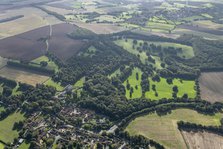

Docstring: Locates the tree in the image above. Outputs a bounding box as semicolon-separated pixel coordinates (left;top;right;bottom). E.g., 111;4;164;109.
136;72;139;80
40;61;48;67
3;86;12;97
172;86;178;93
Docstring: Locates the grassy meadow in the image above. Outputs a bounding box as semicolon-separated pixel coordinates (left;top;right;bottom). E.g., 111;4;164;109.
123;68;142;99
0;111;25;143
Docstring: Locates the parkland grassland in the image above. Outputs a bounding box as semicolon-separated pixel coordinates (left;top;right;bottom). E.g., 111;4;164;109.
0;0;223;148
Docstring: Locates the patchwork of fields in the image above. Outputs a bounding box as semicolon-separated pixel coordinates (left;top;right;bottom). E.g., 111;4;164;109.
126;109;222;149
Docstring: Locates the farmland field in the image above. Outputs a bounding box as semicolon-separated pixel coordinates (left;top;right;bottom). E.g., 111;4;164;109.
199;72;223;103
0;66;49;86
126;109;222;149
145;77;196;100
0;7;60;39
48;23;85;61
123;68;142;99
182;131;223;149
0;25;49;60
74;22;126;34
0;111;25;143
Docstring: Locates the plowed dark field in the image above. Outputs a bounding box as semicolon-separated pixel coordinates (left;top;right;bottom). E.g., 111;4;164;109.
0;23;85;61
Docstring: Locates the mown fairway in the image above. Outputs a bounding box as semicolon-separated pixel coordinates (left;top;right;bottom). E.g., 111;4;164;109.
0;112;25;143
123;68;142;99
145;77;196;100
126;109;222;149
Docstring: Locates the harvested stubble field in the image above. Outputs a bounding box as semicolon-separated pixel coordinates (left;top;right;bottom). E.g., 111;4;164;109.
182;131;223;149
126;109;222;149
0;7;60;39
199;72;223;103
74;22;126;34
0;66;49;86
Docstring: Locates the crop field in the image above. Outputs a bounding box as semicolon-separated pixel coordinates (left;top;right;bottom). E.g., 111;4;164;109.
126;109;222;149
0;111;25;143
0;7;61;39
74;22;126;34
192;20;223;30
0;25;49;60
123;68;142;99
182;131;223;149
145;78;196;100
48;23;85;61
0;66;50;86
199;72;223;103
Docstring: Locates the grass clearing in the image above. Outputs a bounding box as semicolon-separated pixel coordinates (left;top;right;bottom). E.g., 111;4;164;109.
18;142;30;149
44;78;64;91
31;56;58;71
73;77;85;97
0;111;25;143
147;41;194;59
123;68;142;99
145;77;196;100
114;39;148;64
126;108;222;149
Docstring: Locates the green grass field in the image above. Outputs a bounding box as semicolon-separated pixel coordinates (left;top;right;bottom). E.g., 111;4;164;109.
18;142;30;149
126;108;222;149
44;78;64;91
109;68;121;78
73;77;85;97
0;111;25;143
147;41;194;59
123;68;142;99
31;56;58;71
114;39;148;64
0;107;4;113
145;77;196;100
0;143;4;149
